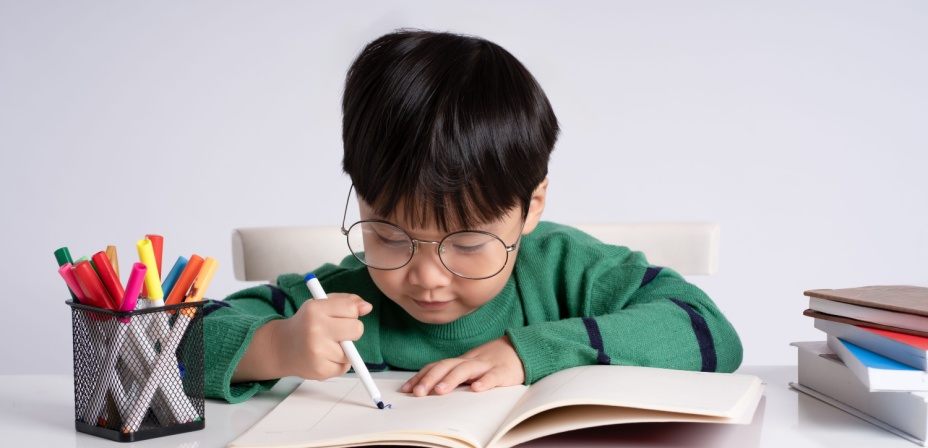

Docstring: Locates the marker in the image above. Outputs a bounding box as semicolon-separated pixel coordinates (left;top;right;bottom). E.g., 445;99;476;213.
54;247;74;267
140;235;162;298
119;263;146;323
185;257;218;304
145;234;164;278
304;273;385;409
72;260;116;310
161;256;188;298
55;247;79;301
105;245;120;280
164;255;204;307
58;263;87;303
92;251;125;309
136;238;164;307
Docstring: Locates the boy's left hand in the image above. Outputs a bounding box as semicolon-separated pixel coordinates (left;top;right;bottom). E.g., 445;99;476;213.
401;336;525;396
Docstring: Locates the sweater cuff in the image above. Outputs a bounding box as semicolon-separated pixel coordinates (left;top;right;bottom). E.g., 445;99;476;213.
507;319;592;385
204;313;282;403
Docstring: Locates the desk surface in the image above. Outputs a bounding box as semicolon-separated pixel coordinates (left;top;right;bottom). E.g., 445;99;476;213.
0;366;916;448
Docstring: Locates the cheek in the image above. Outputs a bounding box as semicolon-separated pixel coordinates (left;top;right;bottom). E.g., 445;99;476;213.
368;268;405;297
457;275;510;307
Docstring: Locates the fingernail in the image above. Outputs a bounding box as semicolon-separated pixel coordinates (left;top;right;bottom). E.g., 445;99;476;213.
413;385;426;395
472;381;482;389
435;382;446;391
401;382;411;392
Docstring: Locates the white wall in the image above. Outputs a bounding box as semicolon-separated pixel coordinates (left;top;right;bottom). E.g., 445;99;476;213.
2;0;926;374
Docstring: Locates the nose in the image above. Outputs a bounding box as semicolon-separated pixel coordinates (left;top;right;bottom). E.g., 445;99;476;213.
407;240;453;289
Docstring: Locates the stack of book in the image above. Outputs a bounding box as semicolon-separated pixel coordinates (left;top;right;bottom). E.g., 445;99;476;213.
791;285;928;446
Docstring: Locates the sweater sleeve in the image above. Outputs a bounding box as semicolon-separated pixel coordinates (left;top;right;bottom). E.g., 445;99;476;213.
507;242;742;384
202;284;291;403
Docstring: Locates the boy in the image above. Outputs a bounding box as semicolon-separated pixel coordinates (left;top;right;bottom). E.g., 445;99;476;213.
203;29;743;403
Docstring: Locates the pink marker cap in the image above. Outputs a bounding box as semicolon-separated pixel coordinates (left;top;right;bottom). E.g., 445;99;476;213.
58;263;87;302
119;263;147;321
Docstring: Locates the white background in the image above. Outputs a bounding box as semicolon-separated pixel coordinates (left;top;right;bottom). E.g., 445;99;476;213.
1;1;925;374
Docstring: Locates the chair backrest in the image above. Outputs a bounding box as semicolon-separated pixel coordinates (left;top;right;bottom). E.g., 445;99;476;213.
231;222;720;282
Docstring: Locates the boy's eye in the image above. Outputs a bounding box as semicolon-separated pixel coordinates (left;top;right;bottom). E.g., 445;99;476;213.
449;242;487;254
361;223;411;249
376;234;410;248
445;233;495;255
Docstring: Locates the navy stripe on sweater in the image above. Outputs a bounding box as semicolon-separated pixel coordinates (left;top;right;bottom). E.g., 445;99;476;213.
582;317;612;365
364;362;388;372
669;298;717;372
640;266;663;287
265;285;288;315
202;300;231;317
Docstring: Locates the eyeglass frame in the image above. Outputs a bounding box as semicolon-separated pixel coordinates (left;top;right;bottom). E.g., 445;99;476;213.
339;185;522;280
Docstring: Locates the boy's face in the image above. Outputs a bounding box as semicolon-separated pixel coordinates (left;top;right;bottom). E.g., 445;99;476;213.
358;180;547;325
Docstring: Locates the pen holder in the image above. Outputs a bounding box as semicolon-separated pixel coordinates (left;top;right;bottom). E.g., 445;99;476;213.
67;300;206;442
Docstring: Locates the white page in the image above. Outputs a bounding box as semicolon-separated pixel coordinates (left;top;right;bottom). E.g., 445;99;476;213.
229;377;528;448
489;365;764;447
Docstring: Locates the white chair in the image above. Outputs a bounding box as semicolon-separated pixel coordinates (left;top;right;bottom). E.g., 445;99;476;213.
231;223;719;282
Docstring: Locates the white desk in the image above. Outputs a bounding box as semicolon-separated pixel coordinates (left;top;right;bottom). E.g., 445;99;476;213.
0;366;916;447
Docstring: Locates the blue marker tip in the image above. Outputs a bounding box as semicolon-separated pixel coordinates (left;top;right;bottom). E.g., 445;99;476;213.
304;273;316;282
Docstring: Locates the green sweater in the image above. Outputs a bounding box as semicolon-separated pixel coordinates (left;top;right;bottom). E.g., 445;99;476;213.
203;221;743;403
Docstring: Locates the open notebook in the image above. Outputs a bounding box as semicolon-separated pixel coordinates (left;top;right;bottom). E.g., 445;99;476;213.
229;365;764;448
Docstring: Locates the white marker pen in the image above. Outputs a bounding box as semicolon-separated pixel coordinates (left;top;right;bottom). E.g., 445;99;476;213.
304;273;386;409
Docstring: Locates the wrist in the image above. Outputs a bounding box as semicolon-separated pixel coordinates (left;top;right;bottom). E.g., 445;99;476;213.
233;317;289;383
263;317;291;378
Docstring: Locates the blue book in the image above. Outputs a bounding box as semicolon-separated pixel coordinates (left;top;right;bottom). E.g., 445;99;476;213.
828;335;928;391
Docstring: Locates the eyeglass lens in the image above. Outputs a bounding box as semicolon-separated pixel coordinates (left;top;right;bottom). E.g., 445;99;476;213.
345;221;509;279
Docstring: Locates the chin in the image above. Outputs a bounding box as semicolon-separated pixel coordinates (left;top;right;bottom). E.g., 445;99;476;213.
411;312;464;325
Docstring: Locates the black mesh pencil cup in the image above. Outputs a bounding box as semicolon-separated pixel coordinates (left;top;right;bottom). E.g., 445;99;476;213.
67;300;206;442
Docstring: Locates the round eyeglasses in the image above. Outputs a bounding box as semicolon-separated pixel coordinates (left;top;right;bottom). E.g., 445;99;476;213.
340;186;520;280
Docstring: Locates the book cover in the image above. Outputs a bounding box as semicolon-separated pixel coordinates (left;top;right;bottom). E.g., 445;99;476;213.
805;286;928;315
805;286;928;331
791;340;928;445
827;335;928;391
814;318;928;370
228;365;765;448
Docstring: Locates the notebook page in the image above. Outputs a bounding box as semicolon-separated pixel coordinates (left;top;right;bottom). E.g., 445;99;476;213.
230;377;528;448
487;365;764;447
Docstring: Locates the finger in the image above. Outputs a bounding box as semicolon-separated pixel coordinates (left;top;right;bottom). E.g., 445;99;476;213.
410;359;467;397
401;363;435;393
324;317;365;342
302;359;351;380
470;368;507;392
315;296;369;319
430;361;489;395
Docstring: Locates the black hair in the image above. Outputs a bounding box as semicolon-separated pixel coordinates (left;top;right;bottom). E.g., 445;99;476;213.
342;29;559;231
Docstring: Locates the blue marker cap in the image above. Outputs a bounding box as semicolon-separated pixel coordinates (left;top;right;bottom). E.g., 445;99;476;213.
162;256;189;297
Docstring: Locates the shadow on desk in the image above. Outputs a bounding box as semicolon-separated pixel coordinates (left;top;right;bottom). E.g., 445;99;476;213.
521;396;766;448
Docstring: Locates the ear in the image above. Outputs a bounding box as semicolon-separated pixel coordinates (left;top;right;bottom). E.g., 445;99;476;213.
521;178;549;235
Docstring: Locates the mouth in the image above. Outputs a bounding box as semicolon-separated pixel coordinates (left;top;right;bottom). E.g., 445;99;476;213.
411;299;452;311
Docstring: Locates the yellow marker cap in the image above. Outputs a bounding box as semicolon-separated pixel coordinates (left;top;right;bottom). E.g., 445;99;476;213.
136;238;164;301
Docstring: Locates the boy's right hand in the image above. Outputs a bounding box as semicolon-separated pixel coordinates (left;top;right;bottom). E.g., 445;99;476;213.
232;293;373;383
275;293;372;380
